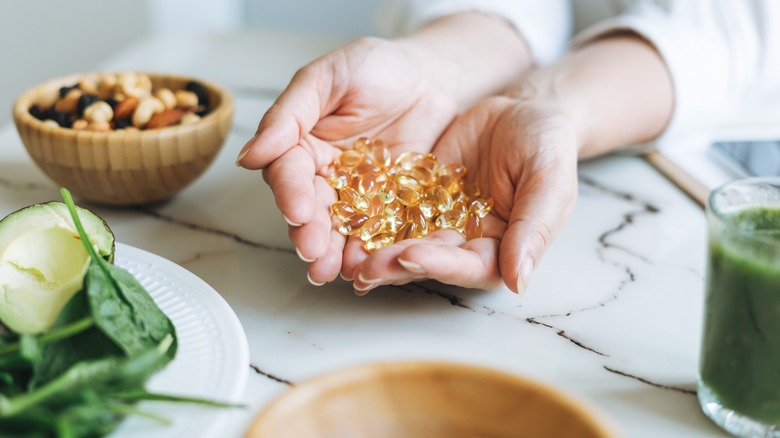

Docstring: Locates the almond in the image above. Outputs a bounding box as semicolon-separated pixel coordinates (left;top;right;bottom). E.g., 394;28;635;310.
113;97;139;121
145;108;184;129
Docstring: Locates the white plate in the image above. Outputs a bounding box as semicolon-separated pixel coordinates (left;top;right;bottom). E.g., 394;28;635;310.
109;243;249;438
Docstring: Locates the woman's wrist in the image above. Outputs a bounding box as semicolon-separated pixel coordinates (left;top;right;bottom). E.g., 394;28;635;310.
395;11;533;109
508;33;674;159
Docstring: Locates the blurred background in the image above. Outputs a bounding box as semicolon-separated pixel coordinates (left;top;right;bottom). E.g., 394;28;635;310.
0;0;378;128
0;0;613;128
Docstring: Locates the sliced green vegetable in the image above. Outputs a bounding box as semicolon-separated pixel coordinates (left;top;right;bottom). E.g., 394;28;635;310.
0;201;114;334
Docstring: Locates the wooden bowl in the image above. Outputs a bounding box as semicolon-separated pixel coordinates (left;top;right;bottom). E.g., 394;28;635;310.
12;72;233;206
245;361;620;438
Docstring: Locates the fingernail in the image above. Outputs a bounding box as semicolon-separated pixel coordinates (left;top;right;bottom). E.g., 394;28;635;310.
235;135;258;167
340;272;353;281
516;257;534;297
283;214;302;227
296;247;315;263
357;272;381;285
307;272;324;286
397;258;426;275
235;146;250;167
354;283;373;295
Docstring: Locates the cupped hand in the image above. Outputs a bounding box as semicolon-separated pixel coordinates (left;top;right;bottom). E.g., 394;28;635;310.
236;37;459;284
351;96;581;295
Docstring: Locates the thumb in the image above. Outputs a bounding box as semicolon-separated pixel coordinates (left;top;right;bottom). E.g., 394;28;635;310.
499;168;578;295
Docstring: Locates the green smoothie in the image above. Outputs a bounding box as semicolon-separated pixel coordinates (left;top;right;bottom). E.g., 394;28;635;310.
700;207;780;424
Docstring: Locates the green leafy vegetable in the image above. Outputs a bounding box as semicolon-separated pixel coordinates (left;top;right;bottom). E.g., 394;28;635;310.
0;188;239;437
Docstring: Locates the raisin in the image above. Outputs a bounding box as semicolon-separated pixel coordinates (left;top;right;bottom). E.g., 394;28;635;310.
29;104;46;120
58;84;78;98
52;110;72;128
113;117;131;130
185;81;210;107
77;94;100;117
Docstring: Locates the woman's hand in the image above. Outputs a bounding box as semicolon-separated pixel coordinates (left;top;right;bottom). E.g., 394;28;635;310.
350;96;580;294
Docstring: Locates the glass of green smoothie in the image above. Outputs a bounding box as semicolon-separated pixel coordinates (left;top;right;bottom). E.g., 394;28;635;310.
698;176;780;437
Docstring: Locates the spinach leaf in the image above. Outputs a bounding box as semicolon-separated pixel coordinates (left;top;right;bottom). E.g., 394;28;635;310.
30;291;119;388
61;189;177;361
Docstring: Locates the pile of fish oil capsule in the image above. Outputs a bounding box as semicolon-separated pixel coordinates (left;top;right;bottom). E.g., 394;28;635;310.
329;137;493;252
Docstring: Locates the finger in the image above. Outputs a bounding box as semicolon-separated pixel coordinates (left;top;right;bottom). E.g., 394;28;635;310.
340;234;370;282
263;146;318;227
237;63;333;168
288;175;338;262
353;229;502;292
306;226;347;286
499;165;578;296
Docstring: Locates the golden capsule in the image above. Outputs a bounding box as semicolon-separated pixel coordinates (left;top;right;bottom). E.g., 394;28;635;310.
338;213;369;236
418;199;437;219
408;165;436;187
331;201;356;219
367;194;384;217
463;214;483;240
354;137;371;150
353;195;370;212
418;153;438;171
397;187;421;206
451;201;468;214
395;174;422;192
378;180;397;204
355;160;380;176
404;206;428;231
379;214;402;235
468;196;494;218
337;149;364;168
364;233;395;252
435;209;467;230
395;151;424;171
339;186;360;205
359;216;385;241
436;162;467;180
437;174;462;195
450;189;465;204
370;138;386;149
394;222;417;242
424;185;453;213
328;168;351;189
358;172;377;195
366;143;391;168
462;180;480;199
383;200;403;219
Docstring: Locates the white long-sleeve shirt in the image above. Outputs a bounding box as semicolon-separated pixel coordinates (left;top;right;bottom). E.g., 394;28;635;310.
381;0;780;138
575;0;780;138
378;0;573;67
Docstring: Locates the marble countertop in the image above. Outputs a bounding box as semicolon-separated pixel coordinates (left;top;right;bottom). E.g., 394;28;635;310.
0;30;731;437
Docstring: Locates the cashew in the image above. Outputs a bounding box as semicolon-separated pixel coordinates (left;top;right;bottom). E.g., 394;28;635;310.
174;90;199;110
83;101;114;124
155;88;177;110
97;74;117;99
180;112;201;125
72;119;88;130
132;97;158;127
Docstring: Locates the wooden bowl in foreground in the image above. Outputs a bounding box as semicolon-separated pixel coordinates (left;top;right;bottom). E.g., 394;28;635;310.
245;361;620;438
12;72;233;206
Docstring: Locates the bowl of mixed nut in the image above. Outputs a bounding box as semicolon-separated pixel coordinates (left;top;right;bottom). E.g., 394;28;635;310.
12;71;234;206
